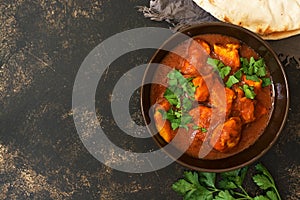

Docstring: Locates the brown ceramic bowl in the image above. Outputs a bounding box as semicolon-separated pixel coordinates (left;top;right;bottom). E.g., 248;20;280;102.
140;22;289;172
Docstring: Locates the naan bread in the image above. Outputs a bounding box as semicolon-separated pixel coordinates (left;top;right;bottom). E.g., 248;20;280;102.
193;0;300;40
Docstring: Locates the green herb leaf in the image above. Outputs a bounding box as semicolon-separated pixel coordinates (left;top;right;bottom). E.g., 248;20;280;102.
243;84;256;99
172;179;193;195
168;79;178;86
253;174;273;190
199;172;216;189
218;180;237;190
266;190;278;200
207;58;231;79
239;166;249;185
240;57;249;73
220;66;231;79
256;66;267;77
246;75;260;82
164;88;179;106
262;77;272;87
207;58;224;70
184;171;200;185
172;163;281;200
226;75;239;88
214;190;235;200
253;195;270;200
201;127;208;133
171;120;181;130
192;125;208;133
172;171;213;200
234;69;243;80
255;163;274;183
182;97;193;111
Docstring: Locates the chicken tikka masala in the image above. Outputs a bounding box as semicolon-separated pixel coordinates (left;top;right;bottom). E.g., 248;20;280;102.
151;34;273;159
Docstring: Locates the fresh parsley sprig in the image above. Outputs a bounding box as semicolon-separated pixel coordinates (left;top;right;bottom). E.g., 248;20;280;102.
172;163;281;200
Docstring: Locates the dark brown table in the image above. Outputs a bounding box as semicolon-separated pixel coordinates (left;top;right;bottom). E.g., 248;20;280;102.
0;0;299;199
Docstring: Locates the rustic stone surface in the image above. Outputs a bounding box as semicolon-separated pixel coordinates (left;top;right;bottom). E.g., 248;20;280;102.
0;0;299;199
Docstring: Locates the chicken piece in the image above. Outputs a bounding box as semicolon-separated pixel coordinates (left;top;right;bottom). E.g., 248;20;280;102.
239;97;256;123
193;38;211;55
153;99;173;142
231;86;245;117
233;85;244;99
181;39;211;76
181;60;199;77
189;105;212;130
213;43;240;71
242;75;262;92
210;117;242;152
209;80;236;118
192;76;209;102
225;87;236;118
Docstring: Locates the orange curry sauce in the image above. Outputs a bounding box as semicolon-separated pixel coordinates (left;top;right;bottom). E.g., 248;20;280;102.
151;34;273;160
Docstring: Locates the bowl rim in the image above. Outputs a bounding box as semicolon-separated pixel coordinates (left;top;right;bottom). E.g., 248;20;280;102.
140;22;289;172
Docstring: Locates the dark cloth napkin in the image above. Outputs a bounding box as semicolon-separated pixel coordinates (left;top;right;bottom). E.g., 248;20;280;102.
138;0;300;68
137;0;217;31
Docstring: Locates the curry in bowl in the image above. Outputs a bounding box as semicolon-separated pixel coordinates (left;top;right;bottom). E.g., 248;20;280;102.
150;34;273;160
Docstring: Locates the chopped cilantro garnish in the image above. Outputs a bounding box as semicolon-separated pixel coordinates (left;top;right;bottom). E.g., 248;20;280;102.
163;88;179;106
246;75;260;82
163;69;196;130
234;69;243;80
262;77;272;87
226;75;239;88
207;58;231;79
242;84;256;99
192;125;208;132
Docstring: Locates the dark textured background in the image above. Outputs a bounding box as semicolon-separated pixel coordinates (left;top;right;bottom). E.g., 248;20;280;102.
0;0;299;199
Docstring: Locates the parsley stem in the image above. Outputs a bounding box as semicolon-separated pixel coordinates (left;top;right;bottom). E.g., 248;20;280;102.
234;189;253;200
234;192;253;200
274;187;282;200
239;186;251;197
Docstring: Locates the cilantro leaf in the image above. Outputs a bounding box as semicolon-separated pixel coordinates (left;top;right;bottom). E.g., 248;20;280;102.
246;75;260;82
226;75;239;88
220;66;231;79
172;179;194;195
182;97;193;111
172;171;213;200
164;88;179;106
262;77;272;87
207;58;231;79
199;172;216;189
253;195;270;200
256;66;267;77
240;57;249;73
184;171;200;185
240;166;249;185
192;125;208;133
267;190;278;200
255;163;274;184
243;84;256;99
253;174;273;190
171;119;181;130
218;180;237;190
172;164;281;200
214;190;235;200
234;69;243;80
207;58;224;71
